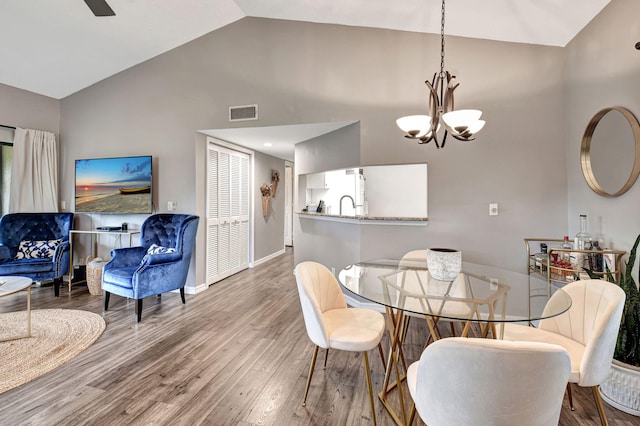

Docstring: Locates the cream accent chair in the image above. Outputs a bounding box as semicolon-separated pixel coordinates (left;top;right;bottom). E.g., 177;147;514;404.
400;250;471;340
407;337;571;426
502;279;625;426
294;261;386;425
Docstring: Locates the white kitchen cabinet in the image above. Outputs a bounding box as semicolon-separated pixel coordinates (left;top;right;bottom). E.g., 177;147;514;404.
306;172;329;189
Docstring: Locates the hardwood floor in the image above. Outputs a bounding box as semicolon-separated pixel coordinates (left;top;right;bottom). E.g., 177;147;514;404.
0;248;637;425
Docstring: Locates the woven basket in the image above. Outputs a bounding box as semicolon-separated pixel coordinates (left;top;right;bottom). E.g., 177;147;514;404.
86;257;107;296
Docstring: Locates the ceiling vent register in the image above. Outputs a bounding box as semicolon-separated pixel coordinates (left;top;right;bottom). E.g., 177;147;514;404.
229;105;258;122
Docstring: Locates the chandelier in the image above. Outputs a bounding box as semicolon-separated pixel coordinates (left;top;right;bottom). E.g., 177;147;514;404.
396;0;485;148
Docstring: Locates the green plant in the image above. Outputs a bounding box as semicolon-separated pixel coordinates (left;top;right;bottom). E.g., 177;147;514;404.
615;234;640;366
586;234;640;366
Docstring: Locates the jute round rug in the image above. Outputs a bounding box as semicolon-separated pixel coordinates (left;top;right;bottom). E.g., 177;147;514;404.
0;309;106;394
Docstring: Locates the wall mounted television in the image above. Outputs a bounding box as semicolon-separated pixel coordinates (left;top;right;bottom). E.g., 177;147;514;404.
75;155;153;214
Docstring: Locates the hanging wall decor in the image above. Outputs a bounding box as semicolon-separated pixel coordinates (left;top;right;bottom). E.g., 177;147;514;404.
260;183;271;217
271;170;280;198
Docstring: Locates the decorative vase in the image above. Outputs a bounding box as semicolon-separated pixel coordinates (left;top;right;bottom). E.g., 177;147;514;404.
427;248;462;281
599;360;640;416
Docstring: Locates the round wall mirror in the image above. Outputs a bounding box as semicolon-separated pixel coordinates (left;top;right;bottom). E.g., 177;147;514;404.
581;107;640;197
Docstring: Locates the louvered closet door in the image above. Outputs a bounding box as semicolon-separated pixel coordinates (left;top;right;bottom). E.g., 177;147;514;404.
206;144;250;284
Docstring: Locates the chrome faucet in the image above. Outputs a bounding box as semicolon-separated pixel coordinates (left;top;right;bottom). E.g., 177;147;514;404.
339;195;356;216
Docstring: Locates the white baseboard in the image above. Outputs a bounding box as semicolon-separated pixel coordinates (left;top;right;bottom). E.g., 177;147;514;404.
253;248;286;267
187;249;286;296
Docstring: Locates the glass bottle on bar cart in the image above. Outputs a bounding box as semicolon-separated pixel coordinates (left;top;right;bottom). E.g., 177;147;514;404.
575;215;593;250
574;214;592;270
561;235;572;262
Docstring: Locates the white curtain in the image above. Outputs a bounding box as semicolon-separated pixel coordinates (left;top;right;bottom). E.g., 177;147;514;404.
9;128;59;212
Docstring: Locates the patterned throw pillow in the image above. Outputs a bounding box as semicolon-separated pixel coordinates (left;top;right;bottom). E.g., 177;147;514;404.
147;243;176;255
15;239;62;259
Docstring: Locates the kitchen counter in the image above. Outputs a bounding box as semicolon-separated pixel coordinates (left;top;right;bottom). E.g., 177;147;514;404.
297;211;428;226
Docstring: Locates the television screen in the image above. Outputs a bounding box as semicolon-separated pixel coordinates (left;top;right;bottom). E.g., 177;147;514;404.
75;155;153;214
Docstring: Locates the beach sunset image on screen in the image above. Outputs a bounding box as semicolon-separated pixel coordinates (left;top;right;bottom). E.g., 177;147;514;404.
75;156;152;214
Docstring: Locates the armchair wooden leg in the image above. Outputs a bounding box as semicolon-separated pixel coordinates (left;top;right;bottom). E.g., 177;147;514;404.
323;348;329;369
567;383;574;410
53;278;60;297
136;299;143;323
303;345;319;406
363;351;377;426
104;291;111;310
180;287;186;304
592;386;609;426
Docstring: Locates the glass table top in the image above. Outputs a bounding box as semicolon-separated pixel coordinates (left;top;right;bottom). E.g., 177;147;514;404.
338;258;572;323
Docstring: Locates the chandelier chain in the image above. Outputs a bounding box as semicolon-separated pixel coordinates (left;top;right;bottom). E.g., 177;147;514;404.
440;0;446;77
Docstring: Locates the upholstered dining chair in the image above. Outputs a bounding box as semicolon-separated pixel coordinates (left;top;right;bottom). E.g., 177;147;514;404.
400;250;471;341
502;279;625;426
407;337;571;426
102;214;199;322
293;261;385;425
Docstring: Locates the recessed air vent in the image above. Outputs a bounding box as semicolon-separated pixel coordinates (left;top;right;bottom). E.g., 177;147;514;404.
229;104;258;122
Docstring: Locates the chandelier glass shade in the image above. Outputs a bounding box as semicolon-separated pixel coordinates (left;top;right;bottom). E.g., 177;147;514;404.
396;0;485;148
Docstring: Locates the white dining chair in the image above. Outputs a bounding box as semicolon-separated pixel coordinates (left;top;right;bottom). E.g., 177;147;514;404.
407;337;571;426
294;261;386;425
400;250;471;341
502;279;625;425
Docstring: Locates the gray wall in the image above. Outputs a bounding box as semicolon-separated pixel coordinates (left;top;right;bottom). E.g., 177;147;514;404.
254;150;286;260
0;82;59;135
565;0;640;258
16;11;637;285
289;22;567;273
57;17;568;280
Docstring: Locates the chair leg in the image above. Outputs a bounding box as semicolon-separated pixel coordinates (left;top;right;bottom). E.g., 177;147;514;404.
53;278;60;297
323;348;329;369
136;299;143;323
567;383;574;411
302;345;319;406
377;342;385;369
104;291;111;310
180;287;186;304
592;386;609;426
363;351;377;426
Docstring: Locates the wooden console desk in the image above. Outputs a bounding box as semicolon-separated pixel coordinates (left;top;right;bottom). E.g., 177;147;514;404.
68;229;140;292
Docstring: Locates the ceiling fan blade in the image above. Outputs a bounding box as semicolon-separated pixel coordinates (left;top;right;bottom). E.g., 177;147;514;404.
84;0;115;16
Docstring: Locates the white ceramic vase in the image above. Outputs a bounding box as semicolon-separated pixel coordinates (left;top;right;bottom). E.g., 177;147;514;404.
427;248;462;281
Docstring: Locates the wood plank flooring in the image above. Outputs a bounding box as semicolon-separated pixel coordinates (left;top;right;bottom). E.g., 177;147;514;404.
0;248;637;425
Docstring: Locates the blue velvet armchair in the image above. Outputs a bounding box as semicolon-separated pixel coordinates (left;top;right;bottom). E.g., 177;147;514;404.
102;214;199;322
0;212;74;297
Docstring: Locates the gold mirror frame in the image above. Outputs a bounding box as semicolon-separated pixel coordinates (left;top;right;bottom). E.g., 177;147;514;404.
581;107;640;197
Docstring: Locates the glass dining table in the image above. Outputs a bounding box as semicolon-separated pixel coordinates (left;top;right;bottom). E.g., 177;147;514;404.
338;258;572;426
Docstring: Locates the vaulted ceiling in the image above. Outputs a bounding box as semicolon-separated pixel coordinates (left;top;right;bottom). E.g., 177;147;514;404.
0;0;610;100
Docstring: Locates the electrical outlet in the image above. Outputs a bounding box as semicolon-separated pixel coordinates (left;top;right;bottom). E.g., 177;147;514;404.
60;200;66;210
490;278;499;290
167;201;177;211
489;203;498;216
